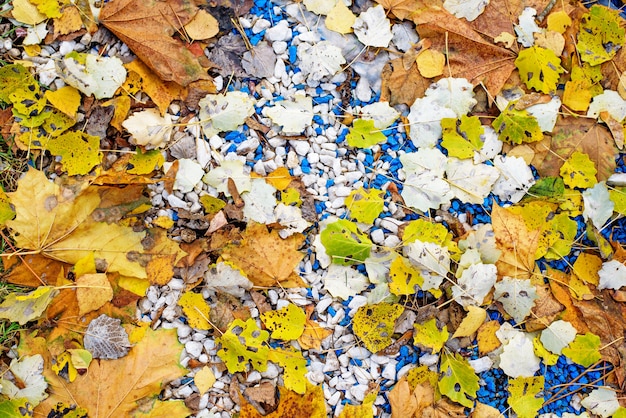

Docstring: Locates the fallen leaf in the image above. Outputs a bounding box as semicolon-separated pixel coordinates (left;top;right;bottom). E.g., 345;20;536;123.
0;286;58;325
194;366;216;394
83;314;131;360
124;59;185;115
298;305;332;350
353;303;404;352
100;0;212;86
380;59;429;106
76;273;113;316
184;9;219;40
238;381;326;418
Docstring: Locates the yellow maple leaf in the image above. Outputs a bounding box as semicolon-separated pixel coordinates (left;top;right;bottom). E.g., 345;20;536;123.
76;273;113;316
19;328;190;417
221;223;306;288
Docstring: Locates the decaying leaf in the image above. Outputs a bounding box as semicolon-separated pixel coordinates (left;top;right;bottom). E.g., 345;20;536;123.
83;314;131;360
238;381;326;418
353;303;404;352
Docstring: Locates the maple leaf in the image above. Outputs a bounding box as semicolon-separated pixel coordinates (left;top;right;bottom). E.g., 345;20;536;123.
99;0;212;86
238;381;326;418
220;223;306;288
19;328;190;417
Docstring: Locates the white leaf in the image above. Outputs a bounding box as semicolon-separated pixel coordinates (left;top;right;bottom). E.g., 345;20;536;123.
313;233;332;269
452;263;497;308
587;90;626;122
242;178;277;224
499;332;540;377
425;77;477;118
400;147;448;177
323;264;370;300
407;96;457;148
205;262;253;298
583;181;614;229
265;92;314;134
174;158;204;193
198;91;256;138
598;260;626;290
581;388;620;418
474;126;503;163
359;102;400;130
274;203;311;238
540;320;577;354
403;240;450;291
203;159;251;196
492;155;535;203
298;41;346;81
459;224;501;264
122;108;172;149
23;22;48;45
352;5;393;48
443;0;489;21
493;277;537;323
400;148;453;211
61;54;127;99
526;95;561;132
364;249;397;285
0;354;47;405
366;283;399;304
446;158;499;204
303;0;336;15
514;7;542;47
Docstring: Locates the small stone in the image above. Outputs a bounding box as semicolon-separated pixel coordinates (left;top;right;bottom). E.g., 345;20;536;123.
347;347;370;360
273;41;287;54
349;384;368;402
167;194;188;209
262;362;280;379
291;140;311;156
307;370;325;384
370;228;385;245
252;18;271;34
328;390;341;406
338;354;350;368
382;362;396;380
175;385;194;398
323;351;340;373
177;324;193;339
332;186;351;197
185;341;204;358
265;20;292;42
246;370;262;383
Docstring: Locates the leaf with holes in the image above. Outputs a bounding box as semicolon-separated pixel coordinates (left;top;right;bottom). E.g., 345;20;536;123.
576;5;625;66
438;353;479;408
493;277;537;323
268;347;308;394
413;318;449;354
353;303;404;352
345;187;385;223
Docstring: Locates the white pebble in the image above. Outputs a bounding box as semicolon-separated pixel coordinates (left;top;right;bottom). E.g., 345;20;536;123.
185;341;204;358
347;347;370;360
246;371;262;383
265;20;292;42
167;194;188;209
307;370;325;384
252;18;271;34
323;351;340;373
262;362;280;379
370;228;385;245
177;325;192;339
382;362;397;380
349;384;369;402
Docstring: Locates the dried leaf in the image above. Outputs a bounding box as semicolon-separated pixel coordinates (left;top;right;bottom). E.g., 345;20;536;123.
83;314;131;360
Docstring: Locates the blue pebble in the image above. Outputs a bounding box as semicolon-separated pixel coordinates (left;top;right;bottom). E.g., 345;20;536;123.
326;179;334;187
327;306;336;316
171;211;179;221
288;45;297;64
301;158;311;174
313;115;324;125
400;346;409;357
249;33;263;46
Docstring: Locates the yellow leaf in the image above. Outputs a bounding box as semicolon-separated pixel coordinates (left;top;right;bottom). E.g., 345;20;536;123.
29;0;61;18
124;60;184;115
0;188;15;227
11;0;46;25
477;320;501;356
53;5;84;36
533;336;559;366
73;252;97;277
20;328;190;417
194;366;216;394
118;276;151;296
184;9;219;40
268;347;308;394
266;167;292;190
261;303;306;340
44;86;81;118
178;292;211;330
559;151;597;189
416;49;445;78
452;306;487;338
51;351;78;382
75;273;113;315
547;10;571;34
573;252;602;286
388;255;423;296
353;303;404;353
338;390;377;417
153;216;175;229
298;307;332;350
47;131;102;176
325;0;355;34
127;149;164;174
104;96;131;131
414;318;449;354
0;286;58;325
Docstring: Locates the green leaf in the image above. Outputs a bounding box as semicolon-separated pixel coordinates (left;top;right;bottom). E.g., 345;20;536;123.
413;318;449;354
346;119;387;148
320;219;373;265
577;5;625;66
128;149;164;174
261;303;306;340
562;333;602;367
441;115;484;159
345;187;384;223
515;46;565;93
0;398;33;417
438;352;479;408
537;212;578;260
0;286;58;325
508;376;545;418
216;318;270;373
492;103;543;145
527;177;565;199
560;151;597;189
47;131;102;176
352;303;404;352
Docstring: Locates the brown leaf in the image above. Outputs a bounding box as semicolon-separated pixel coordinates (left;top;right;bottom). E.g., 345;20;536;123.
220;223;306;288
99;0;212;86
374;0;433;20
250;290;272;315
380;58;429;106
3;254;69;287
412;8;517;99
238;381;326;417
524;283;563;332
244;382;278;415
600;111;625;150
388;379;417;418
531;116;618;182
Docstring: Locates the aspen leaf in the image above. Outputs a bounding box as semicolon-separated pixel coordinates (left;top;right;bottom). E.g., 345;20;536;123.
83;314;131;360
47;131;102;176
400;148;453;212
415;49;445;78
194;366;216;394
597;260;626;290
414;318;448;353
359;102;400;130
205;261;253;298
492;155;535;203
238;381;326;418
452;306;487;338
406;96;457;148
540;320;577;355
320;219;372;265
514;7;541;47
76;273;113;316
438;353;479;408
560;151;597;189
297;41;346;82
499;331;540;377
345;187;384;223
0;354;47;406
123;108;173;149
323;264;370;300
587;90;626;123
547;10;571;34
266;93;313;134
446;158;499;204
388;255;423;296
452;263;497;308
583;182;614;230
403;218;453;246
0;399;33;416
178;292;211;330
303;0;336;15
576;5;625;66
493;277;537;323
268;347;308;394
124;59;185;116
0;286;58;325
581;388;620;418
338;391;376;418
60;54;127;99
261;303;306;341
325;1;355;34
11;0;46;25
221;222;306;287
441;115;484;159
203;159;252;197
353;303;404;352
44;86;81;118
0;189;15;227
127;149;164;175
508;376;544;418
199;195;226;214
562;333;602;367
199;91;256;138
492;103;543;144
353;5;393;48
347;119;387;148
216;318;270;373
